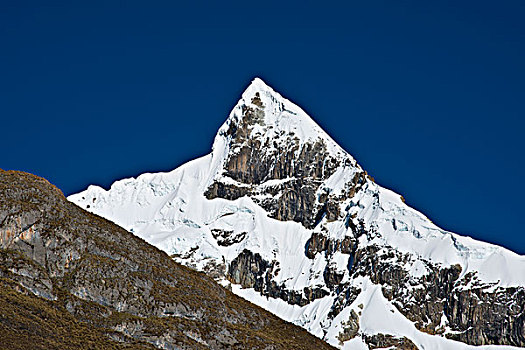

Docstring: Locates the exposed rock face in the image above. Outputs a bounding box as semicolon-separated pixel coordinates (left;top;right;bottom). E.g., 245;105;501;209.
349;244;525;346
227;249;329;306
305;231;356;259
211;228;247;246
337;309;360;343
364;333;419;350
228;249;270;290
205;90;344;229
0;170;336;350
223;94;338;185
0;277;154;350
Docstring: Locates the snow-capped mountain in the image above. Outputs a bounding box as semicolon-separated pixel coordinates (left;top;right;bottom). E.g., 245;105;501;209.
69;78;525;349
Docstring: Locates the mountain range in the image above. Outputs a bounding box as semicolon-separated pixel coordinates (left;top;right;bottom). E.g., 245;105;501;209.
68;78;525;349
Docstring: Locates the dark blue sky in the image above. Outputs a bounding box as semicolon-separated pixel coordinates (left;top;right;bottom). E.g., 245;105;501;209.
2;1;524;254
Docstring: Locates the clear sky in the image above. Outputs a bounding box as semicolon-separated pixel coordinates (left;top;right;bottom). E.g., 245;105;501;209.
1;1;524;254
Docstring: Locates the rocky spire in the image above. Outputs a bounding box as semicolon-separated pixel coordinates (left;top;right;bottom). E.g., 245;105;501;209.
204;78;362;228
213;77;352;163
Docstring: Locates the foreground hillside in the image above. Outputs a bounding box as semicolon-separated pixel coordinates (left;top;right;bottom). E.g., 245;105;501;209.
70;78;525;349
0;169;335;349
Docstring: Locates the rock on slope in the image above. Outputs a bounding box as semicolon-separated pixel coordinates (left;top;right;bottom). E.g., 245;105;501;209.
70;78;525;349
0;169;336;350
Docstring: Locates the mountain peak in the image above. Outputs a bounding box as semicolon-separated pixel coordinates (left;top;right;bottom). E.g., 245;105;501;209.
239;76;287;112
239;77;290;110
68;78;525;349
242;77;273;95
213;78;350;164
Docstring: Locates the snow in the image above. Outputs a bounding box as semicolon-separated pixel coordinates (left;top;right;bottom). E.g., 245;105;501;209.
354;183;525;287
68;77;525;349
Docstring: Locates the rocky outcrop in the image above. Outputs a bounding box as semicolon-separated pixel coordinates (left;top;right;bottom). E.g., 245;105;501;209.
364;333;419;349
228;249;270;289
227;249;329;306
337;309;360;343
446;282;525;346
204;181;251;201
205;91;346;229
349;243;525;347
305;230;356;259
0;170;336;350
222;95;339;185
210;229;247;246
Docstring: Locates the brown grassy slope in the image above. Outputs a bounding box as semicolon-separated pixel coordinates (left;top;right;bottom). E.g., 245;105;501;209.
0;278;152;350
0;170;336;350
